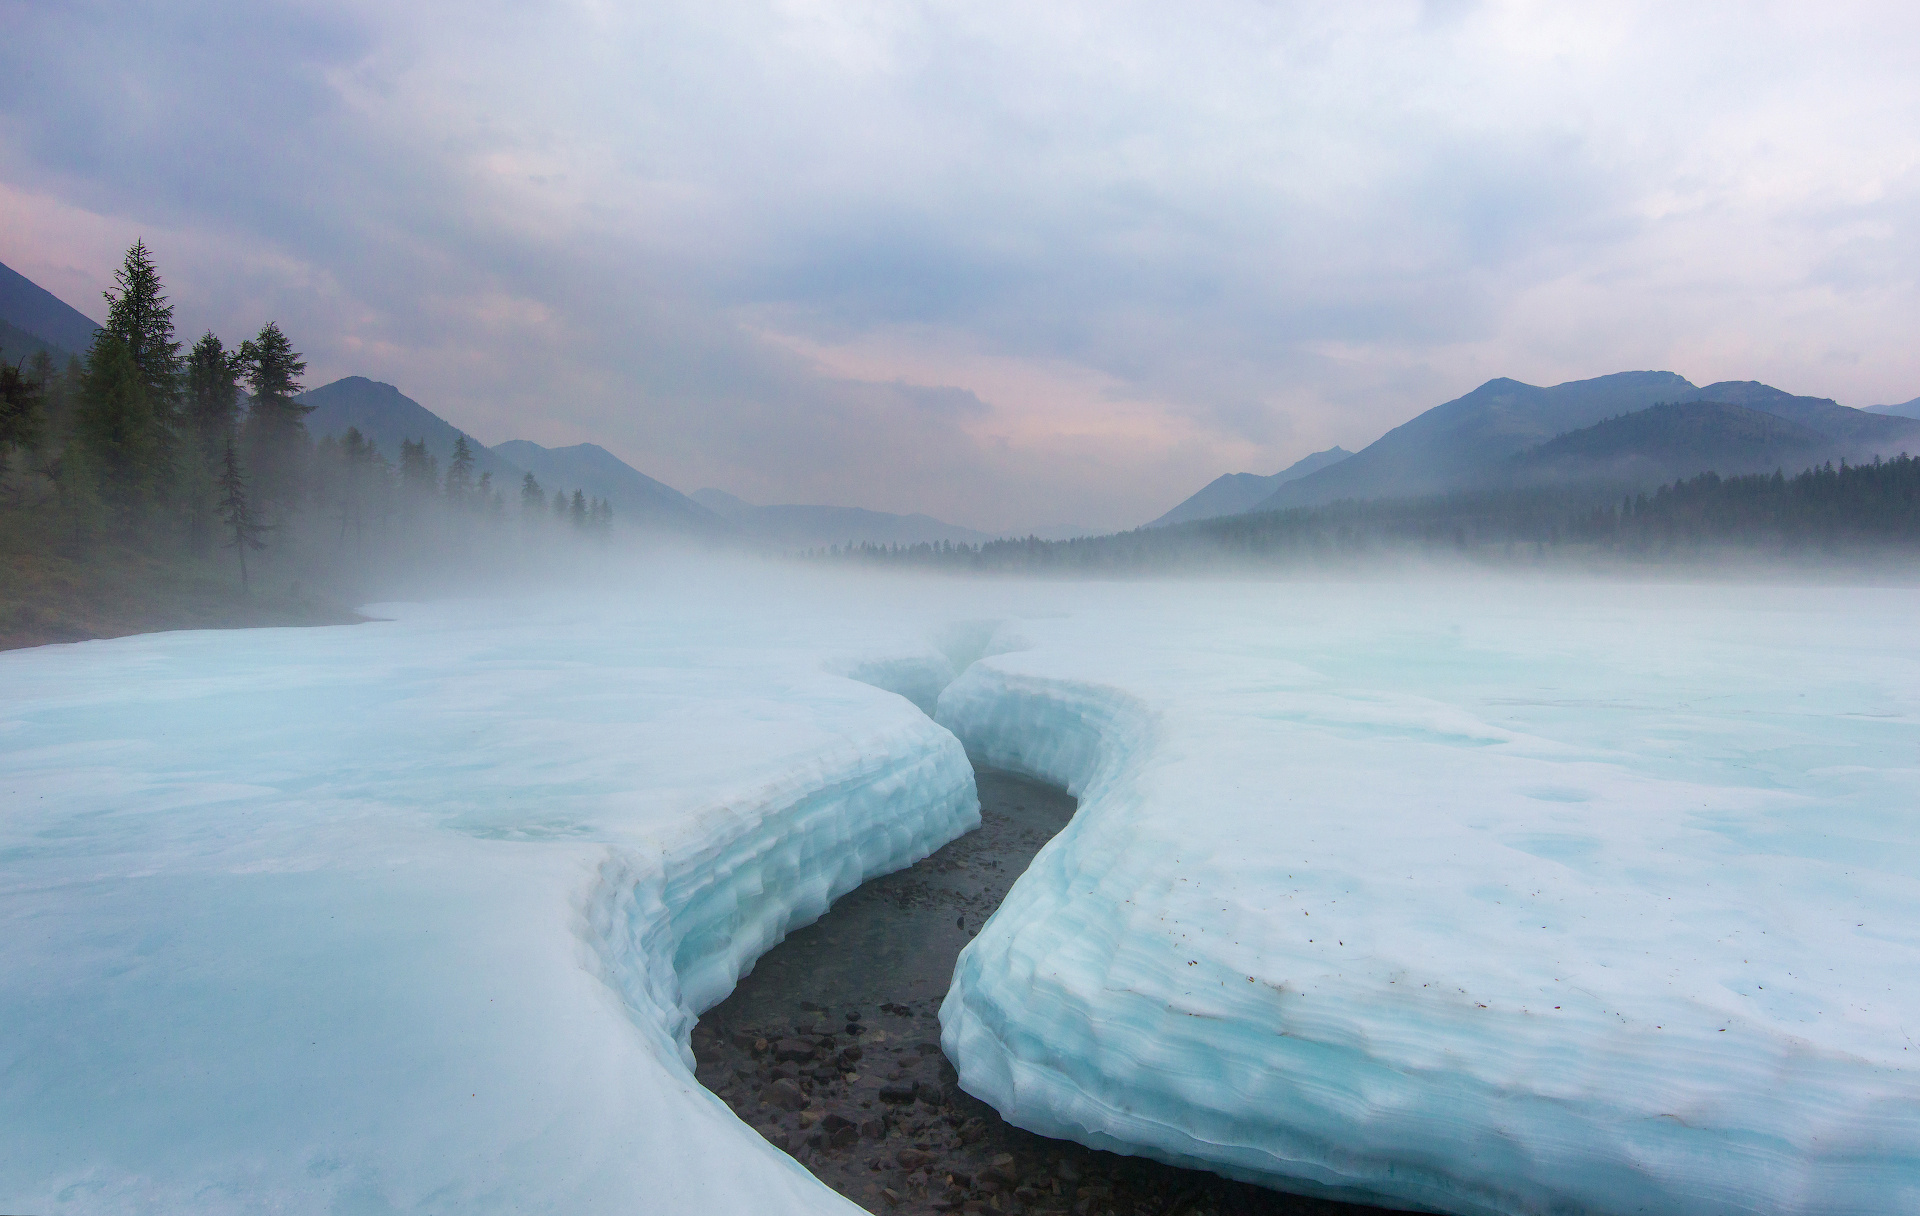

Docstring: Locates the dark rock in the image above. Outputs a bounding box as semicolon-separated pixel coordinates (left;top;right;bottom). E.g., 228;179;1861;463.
896;1148;933;1169
764;1078;808;1111
916;1041;942;1055
837;1046;864;1066
773;1038;817;1062
828;1124;859;1148
821;1113;853;1133
860;1117;888;1140
878;1083;917;1105
913;1079;945;1105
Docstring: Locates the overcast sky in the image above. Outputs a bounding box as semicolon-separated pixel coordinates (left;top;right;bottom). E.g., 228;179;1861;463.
3;1;1917;531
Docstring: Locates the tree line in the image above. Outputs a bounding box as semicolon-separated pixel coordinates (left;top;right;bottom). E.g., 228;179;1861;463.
0;242;612;595
814;457;1920;574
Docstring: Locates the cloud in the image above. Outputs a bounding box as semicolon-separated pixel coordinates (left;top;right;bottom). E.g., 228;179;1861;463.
3;1;1919;530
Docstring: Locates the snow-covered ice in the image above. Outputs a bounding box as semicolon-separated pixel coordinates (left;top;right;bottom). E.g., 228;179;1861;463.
3;568;1918;1214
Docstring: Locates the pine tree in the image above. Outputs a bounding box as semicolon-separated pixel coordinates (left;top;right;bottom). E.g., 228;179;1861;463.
551;488;566;519
102;239;182;416
216;443;268;591
238;322;309;519
74;334;164;527
520;471;544;514
0;351;46;483
570;488;587;529
96;241;183;508
445;435;475;504
184;333;241;455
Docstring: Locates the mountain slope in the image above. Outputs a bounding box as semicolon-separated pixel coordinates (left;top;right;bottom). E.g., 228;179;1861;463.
692;489;993;548
1866;397;1920;420
493;441;723;532
1147;446;1351;527
1254;371;1700;511
298;377;523;481
1691;381;1920;454
1508;401;1833;487
0;260;100;354
1;318;79;368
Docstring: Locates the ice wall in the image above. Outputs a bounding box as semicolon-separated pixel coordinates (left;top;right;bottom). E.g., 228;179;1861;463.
937;584;1920;1216
0;592;974;1215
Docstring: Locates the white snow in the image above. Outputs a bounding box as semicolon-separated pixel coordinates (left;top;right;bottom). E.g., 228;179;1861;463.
3;569;1917;1215
938;580;1920;1215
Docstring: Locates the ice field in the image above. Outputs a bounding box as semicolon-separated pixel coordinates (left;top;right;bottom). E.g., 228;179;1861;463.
3;566;1918;1214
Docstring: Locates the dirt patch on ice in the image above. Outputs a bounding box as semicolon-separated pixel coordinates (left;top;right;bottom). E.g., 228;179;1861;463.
693;769;1404;1216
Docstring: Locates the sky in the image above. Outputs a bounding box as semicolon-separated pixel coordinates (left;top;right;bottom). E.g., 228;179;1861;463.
3;1;1918;532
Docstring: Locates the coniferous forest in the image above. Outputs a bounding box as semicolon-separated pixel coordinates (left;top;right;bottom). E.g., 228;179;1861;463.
816;458;1920;574
0;243;614;647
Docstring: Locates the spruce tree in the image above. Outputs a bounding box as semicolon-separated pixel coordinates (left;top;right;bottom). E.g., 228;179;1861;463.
520;471;543;514
551;488;566;519
445;435;475;504
185;333;241;455
75;334;163;527
238;322;309;519
216;443;267;591
0;351;46;482
98;240;183;508
570;489;587;529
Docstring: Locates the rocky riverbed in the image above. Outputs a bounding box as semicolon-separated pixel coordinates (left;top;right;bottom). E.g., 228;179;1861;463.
693;769;1402;1216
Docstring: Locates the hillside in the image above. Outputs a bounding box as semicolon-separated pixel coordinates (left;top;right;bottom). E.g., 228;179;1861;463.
492;441;723;532
1254;371;1699;510
1507;401;1832;487
1867;397;1920;420
1147;446;1351;527
0;259;100;354
692;489;993;549
298;377;522;481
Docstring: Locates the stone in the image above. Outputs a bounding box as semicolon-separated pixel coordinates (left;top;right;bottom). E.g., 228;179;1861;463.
798;1110;824;1129
860;1117;888;1140
829;1125;859;1149
773;1038;817;1062
878;1083;917;1105
913;1079;945;1105
821;1113;853;1133
896;1148;933;1169
764;1078;808;1111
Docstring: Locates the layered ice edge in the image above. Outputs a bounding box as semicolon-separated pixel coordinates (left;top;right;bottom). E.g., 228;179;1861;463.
933;655;1920;1216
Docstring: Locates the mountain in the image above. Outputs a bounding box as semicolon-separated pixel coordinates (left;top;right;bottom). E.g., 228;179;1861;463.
1;317;79;368
1506;401;1833;487
493;441;723;532
299;377;523;481
0;259;101;355
692;488;994;549
1863;397;1920;421
1148;446;1351;527
1247;372;1920;513
1688;381;1920;453
1253;371;1699;511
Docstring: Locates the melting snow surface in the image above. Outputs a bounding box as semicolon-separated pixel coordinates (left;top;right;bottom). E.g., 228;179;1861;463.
3;570;1917;1215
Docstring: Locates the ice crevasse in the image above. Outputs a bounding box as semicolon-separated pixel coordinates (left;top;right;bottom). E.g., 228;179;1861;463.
936;587;1920;1216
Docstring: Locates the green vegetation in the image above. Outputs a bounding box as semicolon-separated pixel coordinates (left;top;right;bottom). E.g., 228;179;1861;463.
0;243;615;649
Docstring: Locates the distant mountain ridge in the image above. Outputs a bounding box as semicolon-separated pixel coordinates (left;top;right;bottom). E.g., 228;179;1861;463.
1863;396;1920;421
1245;372;1920;514
299;376;720;533
493;441;722;533
692;488;995;549
1148;446;1351;527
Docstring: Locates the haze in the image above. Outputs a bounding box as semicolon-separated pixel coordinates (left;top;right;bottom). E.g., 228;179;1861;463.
4;1;1918;533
